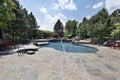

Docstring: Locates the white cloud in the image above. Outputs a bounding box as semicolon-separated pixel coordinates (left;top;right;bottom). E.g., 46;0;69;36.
53;3;59;10
105;0;120;13
86;5;90;8
36;19;41;26
53;0;77;11
40;7;47;13
92;2;103;9
86;15;91;19
57;13;67;19
40;13;67;31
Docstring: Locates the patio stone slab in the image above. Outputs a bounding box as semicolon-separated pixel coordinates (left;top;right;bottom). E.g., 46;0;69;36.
86;69;103;76
52;76;62;80
82;63;93;69
105;65;119;72
94;76;117;80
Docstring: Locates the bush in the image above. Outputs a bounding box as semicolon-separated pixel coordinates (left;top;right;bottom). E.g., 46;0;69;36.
3;34;11;40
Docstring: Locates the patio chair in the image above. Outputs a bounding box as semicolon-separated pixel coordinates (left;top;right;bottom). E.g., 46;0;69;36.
102;40;118;49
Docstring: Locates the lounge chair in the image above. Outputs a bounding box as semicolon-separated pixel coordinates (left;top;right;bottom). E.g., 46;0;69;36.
16;44;39;56
103;40;120;49
103;40;115;46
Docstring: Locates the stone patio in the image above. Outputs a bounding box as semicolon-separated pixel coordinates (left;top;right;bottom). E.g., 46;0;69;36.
0;45;120;80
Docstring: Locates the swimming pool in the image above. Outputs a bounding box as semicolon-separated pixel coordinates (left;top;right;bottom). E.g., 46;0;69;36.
40;41;97;53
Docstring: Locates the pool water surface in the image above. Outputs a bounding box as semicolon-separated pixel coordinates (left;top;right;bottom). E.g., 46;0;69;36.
40;41;97;53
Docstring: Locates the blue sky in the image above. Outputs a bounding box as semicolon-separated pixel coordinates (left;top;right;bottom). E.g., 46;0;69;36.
18;0;120;31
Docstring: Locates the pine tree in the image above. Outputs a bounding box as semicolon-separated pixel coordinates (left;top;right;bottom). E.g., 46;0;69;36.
54;19;64;37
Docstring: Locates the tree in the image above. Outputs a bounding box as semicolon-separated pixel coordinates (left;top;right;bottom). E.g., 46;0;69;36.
37;30;53;39
0;0;16;28
65;20;78;37
77;8;112;39
110;9;120;24
28;12;39;39
54;19;64;37
7;0;27;40
0;0;16;41
5;0;39;41
87;8;109;38
77;17;89;39
111;23;120;39
92;8;109;38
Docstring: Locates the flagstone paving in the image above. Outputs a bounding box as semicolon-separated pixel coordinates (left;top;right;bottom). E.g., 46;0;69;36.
0;45;120;80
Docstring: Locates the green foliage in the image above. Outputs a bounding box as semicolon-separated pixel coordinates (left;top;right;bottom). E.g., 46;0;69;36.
77;17;89;39
0;0;16;28
65;20;78;37
54;19;64;37
76;8;120;39
0;0;39;41
3;34;11;40
77;8;114;39
37;30;53;39
110;9;120;24
111;23;120;37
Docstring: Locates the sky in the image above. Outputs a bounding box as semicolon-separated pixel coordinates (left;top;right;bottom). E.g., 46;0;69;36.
18;0;120;31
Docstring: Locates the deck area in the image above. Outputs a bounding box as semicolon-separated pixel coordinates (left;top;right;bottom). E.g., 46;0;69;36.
0;44;120;80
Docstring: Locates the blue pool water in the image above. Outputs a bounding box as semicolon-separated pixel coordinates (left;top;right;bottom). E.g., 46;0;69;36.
40;41;97;53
